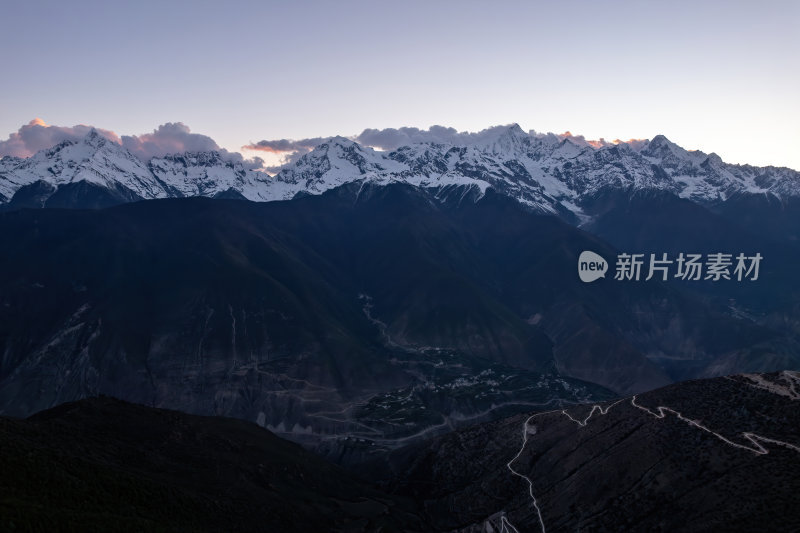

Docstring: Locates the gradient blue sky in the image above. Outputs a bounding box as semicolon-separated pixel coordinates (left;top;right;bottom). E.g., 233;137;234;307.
1;0;798;169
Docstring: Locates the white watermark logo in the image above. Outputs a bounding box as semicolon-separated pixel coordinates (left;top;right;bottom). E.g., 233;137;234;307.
579;251;762;283
578;251;608;283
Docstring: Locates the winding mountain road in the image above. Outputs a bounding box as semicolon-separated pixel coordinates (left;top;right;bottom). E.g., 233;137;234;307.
501;372;800;533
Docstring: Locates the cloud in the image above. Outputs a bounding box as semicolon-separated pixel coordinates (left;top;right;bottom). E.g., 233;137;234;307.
1;119;649;173
243;124;633;172
355;125;525;151
354;125;652;152
614;138;649;151
242;137;327;154
0;118;121;158
242;137;330;172
243;125;534;170
123;122;263;168
531;130;650;151
548;132;613;148
121;122;220;160
0;120;263;169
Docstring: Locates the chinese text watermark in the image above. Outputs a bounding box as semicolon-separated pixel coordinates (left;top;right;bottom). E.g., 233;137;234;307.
579;251;762;283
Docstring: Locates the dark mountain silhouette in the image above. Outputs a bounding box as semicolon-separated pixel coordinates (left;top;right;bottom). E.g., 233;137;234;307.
3;373;798;532
0;396;424;532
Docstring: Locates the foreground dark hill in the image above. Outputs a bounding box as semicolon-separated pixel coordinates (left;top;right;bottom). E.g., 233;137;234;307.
376;371;800;532
2;373;798;532
0;396;424;532
0;183;793;454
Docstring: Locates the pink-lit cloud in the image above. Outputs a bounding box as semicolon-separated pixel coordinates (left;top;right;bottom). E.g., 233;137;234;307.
0;118;121;158
244;125;659;173
614;138;649;150
242;137;327;154
1;119;651;173
244;125;534;164
0;120;263;169
123;122;263;168
242;137;330;172
355;125;534;150
120;122;220;160
546;131;649;150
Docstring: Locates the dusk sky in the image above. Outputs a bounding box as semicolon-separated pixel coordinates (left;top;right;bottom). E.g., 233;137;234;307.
1;0;798;169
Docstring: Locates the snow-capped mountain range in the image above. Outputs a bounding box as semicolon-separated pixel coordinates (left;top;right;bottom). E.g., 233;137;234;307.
0;130;274;205
1;125;798;218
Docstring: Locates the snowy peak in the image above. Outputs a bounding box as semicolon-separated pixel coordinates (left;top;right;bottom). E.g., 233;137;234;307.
0;131;275;204
267;126;800;214
0;130;164;202
641;134;684;160
478;123;531;156
84;127;108;147
645;133;672;149
148;150;273;201
156;150;229;168
271;135;405;196
1;124;799;216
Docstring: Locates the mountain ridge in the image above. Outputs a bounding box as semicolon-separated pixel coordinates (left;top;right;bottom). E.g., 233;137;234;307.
1;125;798;216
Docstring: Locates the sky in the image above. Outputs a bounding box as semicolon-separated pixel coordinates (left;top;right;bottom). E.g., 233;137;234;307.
1;0;798;169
